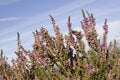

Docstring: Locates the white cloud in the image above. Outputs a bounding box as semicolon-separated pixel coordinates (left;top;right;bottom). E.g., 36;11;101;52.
95;20;120;42
0;0;22;6
0;17;19;22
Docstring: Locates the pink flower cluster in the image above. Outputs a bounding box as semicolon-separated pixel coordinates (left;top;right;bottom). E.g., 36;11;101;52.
0;10;120;80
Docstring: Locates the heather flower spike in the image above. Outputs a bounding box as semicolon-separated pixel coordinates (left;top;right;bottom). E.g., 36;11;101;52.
17;32;20;43
82;9;86;18
104;19;107;25
49;14;54;21
68;16;70;23
17;32;21;51
0;49;3;58
67;16;72;33
49;14;55;25
35;30;38;35
80;21;83;25
91;13;94;18
86;10;90;17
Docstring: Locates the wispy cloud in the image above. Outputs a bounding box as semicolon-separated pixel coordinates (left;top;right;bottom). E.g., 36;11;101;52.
0;0;22;6
48;0;96;16
108;21;120;41
0;17;19;22
0;0;119;43
0;0;96;35
0;36;16;45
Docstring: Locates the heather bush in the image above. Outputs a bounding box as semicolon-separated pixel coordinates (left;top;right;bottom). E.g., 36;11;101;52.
0;10;120;80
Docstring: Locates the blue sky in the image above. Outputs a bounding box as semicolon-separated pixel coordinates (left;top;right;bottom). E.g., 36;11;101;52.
0;0;120;62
